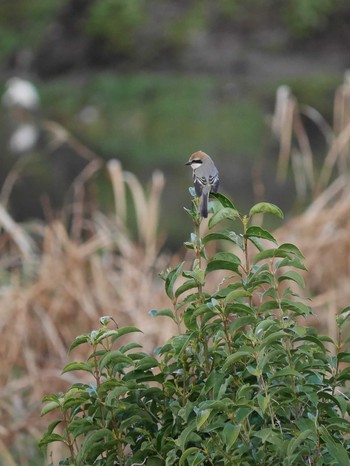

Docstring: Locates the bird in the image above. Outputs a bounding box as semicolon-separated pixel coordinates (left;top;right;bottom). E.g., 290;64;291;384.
186;150;219;218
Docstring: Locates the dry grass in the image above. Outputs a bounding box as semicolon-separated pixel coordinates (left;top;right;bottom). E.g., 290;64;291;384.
272;72;350;340
0;159;176;464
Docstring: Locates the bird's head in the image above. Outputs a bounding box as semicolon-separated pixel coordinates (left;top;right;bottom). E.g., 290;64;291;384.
186;150;208;169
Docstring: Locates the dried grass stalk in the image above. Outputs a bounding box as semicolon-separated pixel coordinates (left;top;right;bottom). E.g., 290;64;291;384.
0;161;174;459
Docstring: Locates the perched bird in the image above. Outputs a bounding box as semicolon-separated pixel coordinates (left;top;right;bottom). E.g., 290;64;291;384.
186;150;219;218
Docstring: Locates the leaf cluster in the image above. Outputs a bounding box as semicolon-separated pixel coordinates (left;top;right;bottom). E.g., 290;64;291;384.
40;194;350;465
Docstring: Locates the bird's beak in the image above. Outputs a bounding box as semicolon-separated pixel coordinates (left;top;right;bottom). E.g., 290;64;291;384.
185;161;191;165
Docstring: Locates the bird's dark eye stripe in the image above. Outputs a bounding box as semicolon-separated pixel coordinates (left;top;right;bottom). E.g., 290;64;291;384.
192;159;203;164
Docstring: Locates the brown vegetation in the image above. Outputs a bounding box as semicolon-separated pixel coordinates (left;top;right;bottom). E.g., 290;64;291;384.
273;72;350;339
0;159;176;463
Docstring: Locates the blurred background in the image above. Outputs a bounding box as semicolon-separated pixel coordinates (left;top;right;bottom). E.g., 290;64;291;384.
1;0;350;463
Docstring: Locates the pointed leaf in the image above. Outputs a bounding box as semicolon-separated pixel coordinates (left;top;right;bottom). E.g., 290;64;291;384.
272;368;300;378
277;257;307;270
206;252;241;274
202;230;244;249
222;349;254;371
149;308;175;320
40;401;60;417
196;409;211;430
249;202;284;219
110;326;143;342
165;262;185;300
208;208;240;229
229;316;256;333
245;226;277;244
253;248;289;264
223;423;241;450
224;289;251;304
179;448;202;466
69;334;90;352
319;426;349;466
278;243;304;259
210;192;237;209
38;433;65;447
278;270;305;288
62;362;93;374
175;279;198;298
98;350;133;370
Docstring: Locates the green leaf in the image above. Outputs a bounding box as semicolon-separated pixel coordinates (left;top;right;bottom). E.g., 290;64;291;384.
253;428;281;445
175;279;198;298
179;447;206;466
202;230;244;249
225;302;255;316
76;428;115;463
183;267;205;285
38;433;65;447
319;426;350;466
179;448;202;466
98;350;133;370
339;305;350;315
105;386;129;406
278;243;304;259
245;226;277;244
149;308;175;320
196;409;211;430
135;356;159;371
319;392;348;416
61;362;93;374
165;262;185;300
258;300;280;314
110;326;143;342
281;299;311;316
208;207;240;229
210;192;238;209
176;422;201;451
229;316;256;334
68;334;90;352
249;202;284;219
337;351;350;364
224;289;251;304
277;257;307;270
258;330;287;350
223;423;241;450
206;252;241;274
68;419;96;438
293;334;326;351
272;368;300;378
257;394;270;414
253;248;289;265
171;334;192;357
46;420;62;436
40;401;60;417
247;235;265;252
212;282;243;298
222;350;253;371
278;270;305;288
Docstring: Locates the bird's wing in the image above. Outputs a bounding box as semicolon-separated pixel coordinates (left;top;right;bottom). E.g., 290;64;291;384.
210;173;219;193
194;174;204;196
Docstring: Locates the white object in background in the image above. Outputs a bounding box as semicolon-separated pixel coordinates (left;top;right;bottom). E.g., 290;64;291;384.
9;123;38;153
2;77;40;110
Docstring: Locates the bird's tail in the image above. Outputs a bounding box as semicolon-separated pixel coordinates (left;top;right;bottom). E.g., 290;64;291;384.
200;191;209;218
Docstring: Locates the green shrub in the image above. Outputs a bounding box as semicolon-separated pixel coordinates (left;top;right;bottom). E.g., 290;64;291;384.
39;190;350;465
